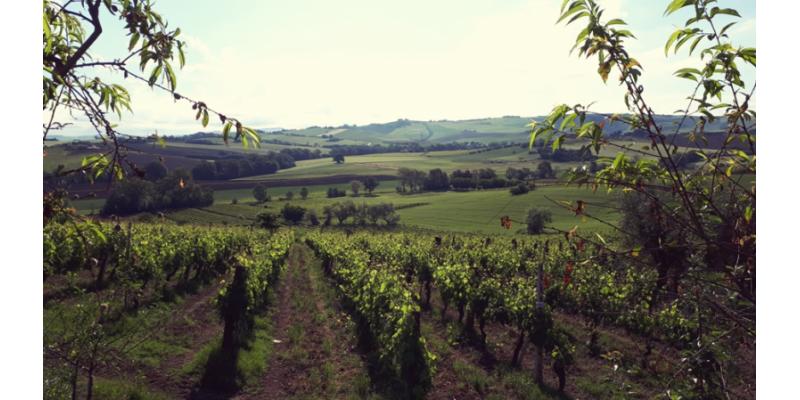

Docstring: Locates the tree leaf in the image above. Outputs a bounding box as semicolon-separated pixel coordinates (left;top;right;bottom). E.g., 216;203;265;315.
710;7;741;18
164;61;177;91
43;13;53;54
178;42;186;68
148;64;162;86
128;32;140;51
665;29;682;56
689;35;704;55
551;135;564;151
557;3;586;24
222;121;232;145
664;0;688;15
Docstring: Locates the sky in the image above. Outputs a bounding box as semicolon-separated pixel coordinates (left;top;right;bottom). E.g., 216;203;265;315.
51;0;756;136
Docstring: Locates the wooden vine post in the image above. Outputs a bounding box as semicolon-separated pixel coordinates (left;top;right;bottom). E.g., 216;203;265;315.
534;243;546;385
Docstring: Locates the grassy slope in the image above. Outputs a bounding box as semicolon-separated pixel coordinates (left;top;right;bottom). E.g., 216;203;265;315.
234;147;552;182
161;183;619;236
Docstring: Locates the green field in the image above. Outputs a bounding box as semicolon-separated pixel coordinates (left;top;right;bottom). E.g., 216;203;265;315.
64;126;713;237
158;183;620;236
234;147;556;182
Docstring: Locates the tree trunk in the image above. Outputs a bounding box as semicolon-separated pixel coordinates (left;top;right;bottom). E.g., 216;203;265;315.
222;265;249;352
94;256;108;289
479;316;487;345
512;330;526;366
554;361;566;392
71;364;79;400
425;281;432;309
86;365;94;400
535;345;544;385
534;260;544;386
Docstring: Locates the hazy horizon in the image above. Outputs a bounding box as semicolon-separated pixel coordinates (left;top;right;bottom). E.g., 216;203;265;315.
47;0;755;137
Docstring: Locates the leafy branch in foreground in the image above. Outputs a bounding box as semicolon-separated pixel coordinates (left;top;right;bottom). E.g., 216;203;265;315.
527;0;755;397
43;0;260;198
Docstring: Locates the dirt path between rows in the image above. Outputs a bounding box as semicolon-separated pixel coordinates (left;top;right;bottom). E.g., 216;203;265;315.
239;243;372;399
145;280;226;398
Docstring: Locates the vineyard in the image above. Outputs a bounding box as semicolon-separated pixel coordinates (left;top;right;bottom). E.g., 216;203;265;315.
44;221;293;398
44;222;754;399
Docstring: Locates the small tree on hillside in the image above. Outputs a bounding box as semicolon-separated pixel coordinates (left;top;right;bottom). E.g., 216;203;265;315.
300;187;309;200
285;191;294;200
281;203;306;225
306;209;319;226
424;168;450;191
256;212;281;231
382;204;400;226
333;153;345;164
526;208;552;235
363;177;379;195
144;161;168;182
510;183;530;195
350;180;363;197
322;205;335;226
334;201;356;224
253;184;268;203
537;161;555;179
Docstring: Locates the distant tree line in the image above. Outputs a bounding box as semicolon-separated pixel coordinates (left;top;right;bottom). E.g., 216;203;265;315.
535;146;597;163
321;201;399;226
191;152;296;180
101;169;213;216
390;163;556;194
326;141;494;159
256;201;399;229
321;177;380;198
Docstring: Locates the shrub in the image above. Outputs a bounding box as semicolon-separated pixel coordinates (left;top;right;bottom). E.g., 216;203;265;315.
253;184;268;203
369;203;400;226
285;191;294;201
326;187;347;198
322;205;334;226
300;187;309;200
306;209;320;226
334;201;356;224
191;161;217;180
281;203;306;225
363;177;379;194
424;169;449;191
144;161;168;182
537;161;555;179
101;178;156;215
510;183;530;196
256;212;281;231
526;208;552;234
101;172;213;216
350;180;363;197
353;203;368;225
